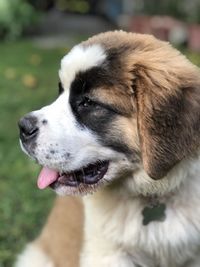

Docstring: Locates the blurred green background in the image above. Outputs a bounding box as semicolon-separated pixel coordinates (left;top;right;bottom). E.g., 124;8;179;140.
1;1;200;267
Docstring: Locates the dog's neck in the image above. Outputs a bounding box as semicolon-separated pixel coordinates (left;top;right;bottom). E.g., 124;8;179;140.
83;154;200;267
121;153;200;198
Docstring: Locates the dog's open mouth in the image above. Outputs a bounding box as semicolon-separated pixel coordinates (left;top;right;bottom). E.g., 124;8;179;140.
37;161;109;190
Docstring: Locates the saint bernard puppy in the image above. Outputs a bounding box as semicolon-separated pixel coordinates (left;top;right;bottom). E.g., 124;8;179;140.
16;31;200;267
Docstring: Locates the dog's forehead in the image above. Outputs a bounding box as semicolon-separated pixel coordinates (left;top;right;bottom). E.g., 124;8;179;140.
59;44;106;90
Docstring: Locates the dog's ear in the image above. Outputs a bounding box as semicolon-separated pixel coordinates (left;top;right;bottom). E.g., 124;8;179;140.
134;63;200;180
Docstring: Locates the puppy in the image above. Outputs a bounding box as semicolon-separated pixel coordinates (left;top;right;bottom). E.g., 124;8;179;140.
17;31;200;267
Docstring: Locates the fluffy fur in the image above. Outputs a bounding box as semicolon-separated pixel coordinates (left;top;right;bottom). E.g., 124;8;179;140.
17;31;200;267
15;243;55;267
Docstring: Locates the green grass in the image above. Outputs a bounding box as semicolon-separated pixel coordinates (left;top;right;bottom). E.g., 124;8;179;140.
0;40;70;267
0;40;200;267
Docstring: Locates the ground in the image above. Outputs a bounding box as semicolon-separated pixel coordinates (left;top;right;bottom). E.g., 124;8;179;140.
0;40;199;267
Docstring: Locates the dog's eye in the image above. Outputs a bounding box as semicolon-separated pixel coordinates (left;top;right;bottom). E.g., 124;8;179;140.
78;97;96;108
58;82;64;95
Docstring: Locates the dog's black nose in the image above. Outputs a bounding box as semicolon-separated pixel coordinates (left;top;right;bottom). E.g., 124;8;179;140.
18;115;39;142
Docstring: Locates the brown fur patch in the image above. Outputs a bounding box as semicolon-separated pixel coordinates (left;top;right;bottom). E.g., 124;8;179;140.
112;116;140;157
35;196;83;267
91;86;135;116
130;46;200;178
83;31;200;179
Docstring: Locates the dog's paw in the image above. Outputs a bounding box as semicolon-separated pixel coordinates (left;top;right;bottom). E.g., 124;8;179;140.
15;243;55;267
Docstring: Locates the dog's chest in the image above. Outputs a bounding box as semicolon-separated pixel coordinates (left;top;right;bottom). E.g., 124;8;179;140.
84;191;200;266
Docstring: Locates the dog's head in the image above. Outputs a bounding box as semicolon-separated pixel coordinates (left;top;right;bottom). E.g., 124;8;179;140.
18;31;200;196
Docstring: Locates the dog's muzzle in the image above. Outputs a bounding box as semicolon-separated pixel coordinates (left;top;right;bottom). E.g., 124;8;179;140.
18;114;39;144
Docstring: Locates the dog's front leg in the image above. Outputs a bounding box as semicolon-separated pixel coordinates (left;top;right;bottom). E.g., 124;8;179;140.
80;248;138;267
80;237;156;267
80;238;149;267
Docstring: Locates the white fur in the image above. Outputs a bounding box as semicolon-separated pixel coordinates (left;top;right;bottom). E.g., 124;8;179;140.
81;155;200;267
15;243;54;267
59;44;106;90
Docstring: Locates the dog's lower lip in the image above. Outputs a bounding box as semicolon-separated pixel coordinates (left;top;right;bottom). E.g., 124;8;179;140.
50;161;109;188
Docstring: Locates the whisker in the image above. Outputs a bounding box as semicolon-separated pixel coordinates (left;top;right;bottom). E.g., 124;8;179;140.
72;171;78;186
81;168;85;184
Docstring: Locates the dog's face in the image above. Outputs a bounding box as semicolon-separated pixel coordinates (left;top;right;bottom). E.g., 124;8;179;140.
18;31;200;196
19;42;140;195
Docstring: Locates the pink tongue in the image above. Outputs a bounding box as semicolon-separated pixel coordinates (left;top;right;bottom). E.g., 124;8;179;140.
37;167;59;189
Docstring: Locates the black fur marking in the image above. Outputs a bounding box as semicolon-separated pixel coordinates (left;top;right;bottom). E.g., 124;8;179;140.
42;119;47;125
69;65;133;156
64;152;71;158
58;81;64;95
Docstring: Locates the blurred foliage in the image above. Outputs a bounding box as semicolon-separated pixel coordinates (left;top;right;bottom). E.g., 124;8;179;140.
27;0;54;11
0;0;92;40
0;0;39;40
1;0;200;41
